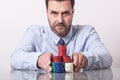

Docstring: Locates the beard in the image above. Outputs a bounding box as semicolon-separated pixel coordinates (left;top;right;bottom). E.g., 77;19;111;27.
48;20;71;37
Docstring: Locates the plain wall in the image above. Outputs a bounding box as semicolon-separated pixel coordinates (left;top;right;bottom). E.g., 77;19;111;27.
0;0;120;71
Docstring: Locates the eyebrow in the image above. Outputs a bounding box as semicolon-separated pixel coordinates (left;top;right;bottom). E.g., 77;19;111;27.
62;10;70;14
51;10;58;13
50;10;70;14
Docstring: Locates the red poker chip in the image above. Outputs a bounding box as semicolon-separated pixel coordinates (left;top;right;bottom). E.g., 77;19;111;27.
58;51;66;54
58;45;66;50
62;56;72;62
52;56;62;62
58;52;66;56
58;50;67;52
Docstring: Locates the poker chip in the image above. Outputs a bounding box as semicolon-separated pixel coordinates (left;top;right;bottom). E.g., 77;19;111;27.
64;62;73;72
62;56;72;63
58;45;66;50
53;62;64;67
52;56;62;62
51;39;74;73
51;62;65;73
58;45;66;56
54;68;64;73
58;52;66;56
65;67;73;72
64;62;73;67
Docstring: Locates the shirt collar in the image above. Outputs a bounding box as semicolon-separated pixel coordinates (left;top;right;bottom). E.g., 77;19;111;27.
47;25;73;45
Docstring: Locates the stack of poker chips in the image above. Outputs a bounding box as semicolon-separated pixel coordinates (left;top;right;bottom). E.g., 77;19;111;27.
52;56;64;73
63;56;73;72
51;39;73;73
58;39;66;56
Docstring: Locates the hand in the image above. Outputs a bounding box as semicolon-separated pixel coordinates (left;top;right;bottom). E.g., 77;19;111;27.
37;52;53;72
72;53;88;72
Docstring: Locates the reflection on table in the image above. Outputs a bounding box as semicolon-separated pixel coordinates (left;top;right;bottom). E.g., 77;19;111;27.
10;69;113;80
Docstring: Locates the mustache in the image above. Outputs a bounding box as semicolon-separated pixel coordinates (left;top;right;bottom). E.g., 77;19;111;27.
54;22;66;27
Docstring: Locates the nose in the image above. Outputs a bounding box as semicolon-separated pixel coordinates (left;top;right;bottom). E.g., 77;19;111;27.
57;14;64;23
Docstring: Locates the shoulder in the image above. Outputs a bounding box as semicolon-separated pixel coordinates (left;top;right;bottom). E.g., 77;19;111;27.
72;25;96;33
72;25;97;37
72;25;94;31
26;25;47;34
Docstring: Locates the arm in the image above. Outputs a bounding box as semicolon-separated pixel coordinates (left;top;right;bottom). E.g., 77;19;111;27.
83;27;113;69
72;26;113;71
10;26;43;70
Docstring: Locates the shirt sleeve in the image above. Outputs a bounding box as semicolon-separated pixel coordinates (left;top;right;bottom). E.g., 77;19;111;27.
80;26;113;69
10;26;43;70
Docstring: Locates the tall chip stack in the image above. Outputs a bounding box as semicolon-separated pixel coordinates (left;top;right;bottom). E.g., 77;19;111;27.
51;39;73;73
58;39;66;56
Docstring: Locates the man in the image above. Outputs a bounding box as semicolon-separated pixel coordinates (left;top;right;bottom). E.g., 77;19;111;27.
10;0;113;72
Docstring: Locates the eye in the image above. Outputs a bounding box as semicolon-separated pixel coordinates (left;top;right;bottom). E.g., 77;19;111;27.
51;11;58;16
63;11;70;17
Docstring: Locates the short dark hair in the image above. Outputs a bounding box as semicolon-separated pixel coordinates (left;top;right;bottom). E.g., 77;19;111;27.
45;0;75;9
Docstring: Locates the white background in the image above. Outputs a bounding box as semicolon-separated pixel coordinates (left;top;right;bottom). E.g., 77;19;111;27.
0;0;120;74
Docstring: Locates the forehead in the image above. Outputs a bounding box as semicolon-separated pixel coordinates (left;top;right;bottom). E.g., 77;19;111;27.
48;0;72;11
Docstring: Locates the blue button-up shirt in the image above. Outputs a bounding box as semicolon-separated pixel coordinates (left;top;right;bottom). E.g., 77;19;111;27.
10;25;113;70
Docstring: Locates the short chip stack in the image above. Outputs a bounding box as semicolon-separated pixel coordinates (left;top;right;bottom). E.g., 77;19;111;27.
51;39;73;73
63;56;73;72
51;56;64;73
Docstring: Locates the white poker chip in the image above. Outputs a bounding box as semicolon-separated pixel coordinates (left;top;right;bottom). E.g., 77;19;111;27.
64;62;73;72
65;67;73;72
64;62;73;67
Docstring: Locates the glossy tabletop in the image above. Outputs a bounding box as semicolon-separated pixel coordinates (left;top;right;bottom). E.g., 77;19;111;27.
1;68;120;80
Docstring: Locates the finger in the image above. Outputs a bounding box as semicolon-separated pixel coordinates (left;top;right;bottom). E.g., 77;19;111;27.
45;53;53;72
72;53;79;72
72;53;79;67
78;54;84;68
81;56;88;68
37;52;52;72
78;55;87;70
40;60;52;72
44;65;52;72
75;54;83;72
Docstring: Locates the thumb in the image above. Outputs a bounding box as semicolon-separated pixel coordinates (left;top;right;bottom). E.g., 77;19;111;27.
47;52;53;72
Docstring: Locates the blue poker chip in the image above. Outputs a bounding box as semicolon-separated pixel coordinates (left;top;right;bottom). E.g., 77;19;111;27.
54;62;64;67
52;62;65;73
55;67;64;70
55;69;64;73
53;67;64;73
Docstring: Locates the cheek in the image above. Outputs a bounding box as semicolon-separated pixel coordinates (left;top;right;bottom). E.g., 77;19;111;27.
48;16;56;25
65;17;72;25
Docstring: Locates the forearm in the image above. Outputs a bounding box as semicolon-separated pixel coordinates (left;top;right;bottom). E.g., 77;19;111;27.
82;27;113;69
10;50;42;70
82;50;113;70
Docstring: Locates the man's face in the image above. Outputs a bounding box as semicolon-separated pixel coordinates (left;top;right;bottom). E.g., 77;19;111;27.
47;0;74;37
